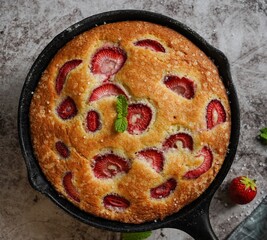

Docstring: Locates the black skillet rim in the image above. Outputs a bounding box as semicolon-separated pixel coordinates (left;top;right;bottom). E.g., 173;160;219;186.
18;10;240;232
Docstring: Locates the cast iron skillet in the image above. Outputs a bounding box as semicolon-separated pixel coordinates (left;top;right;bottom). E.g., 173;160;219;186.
18;10;240;240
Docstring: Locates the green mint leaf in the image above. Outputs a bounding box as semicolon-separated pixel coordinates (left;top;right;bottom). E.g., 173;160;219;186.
122;231;152;240
260;128;267;134
115;95;128;133
115;117;128;133
260;132;267;141
117;95;128;117
258;127;267;144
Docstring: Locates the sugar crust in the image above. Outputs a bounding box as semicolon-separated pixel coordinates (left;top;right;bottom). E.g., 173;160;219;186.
30;21;231;223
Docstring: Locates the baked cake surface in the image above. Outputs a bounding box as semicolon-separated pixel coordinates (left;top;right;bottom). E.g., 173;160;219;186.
30;21;231;223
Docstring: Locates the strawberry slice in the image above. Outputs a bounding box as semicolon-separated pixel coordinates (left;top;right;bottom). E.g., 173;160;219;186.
55;141;70;158
92;153;130;179
206;99;226;129
89;83;127;102
127;104;152;135
164;75;195;99
55;59;82;94
63;172;80;202
134;39;165;52
91;46;127;80
103;194;130;210
183;146;213;179
86;110;101;132
57;97;77;120
163;133;193;151
137;149;164;173
150;178;177;199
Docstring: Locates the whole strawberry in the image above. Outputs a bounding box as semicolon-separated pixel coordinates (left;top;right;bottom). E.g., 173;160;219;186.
229;176;257;204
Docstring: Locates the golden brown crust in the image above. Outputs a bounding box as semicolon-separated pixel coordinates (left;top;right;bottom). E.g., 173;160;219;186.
30;21;231;223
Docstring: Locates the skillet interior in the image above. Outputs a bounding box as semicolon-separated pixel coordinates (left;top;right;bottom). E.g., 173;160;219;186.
18;10;240;233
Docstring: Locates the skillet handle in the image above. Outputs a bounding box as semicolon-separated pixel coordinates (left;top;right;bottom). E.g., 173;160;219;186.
167;197;217;240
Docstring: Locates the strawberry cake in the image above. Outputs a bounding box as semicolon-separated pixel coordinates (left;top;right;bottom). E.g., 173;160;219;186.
30;21;231;223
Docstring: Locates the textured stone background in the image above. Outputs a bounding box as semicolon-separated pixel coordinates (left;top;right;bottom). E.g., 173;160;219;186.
0;0;266;239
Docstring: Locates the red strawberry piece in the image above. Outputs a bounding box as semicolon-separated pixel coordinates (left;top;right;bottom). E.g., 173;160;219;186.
57;97;77;120
163;133;193;151
150;178;177;199
127;103;152;135
137;149;164;173
63;172;80;202
228;176;257;205
183;146;213;179
206;99;226;129
134;39;165;53
89;83;127;102
86;110;101;132
103;194;130;210
56;59;82;94
91;46;127;80
164;75;195;99
55;141;70;158
92;153;130;179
